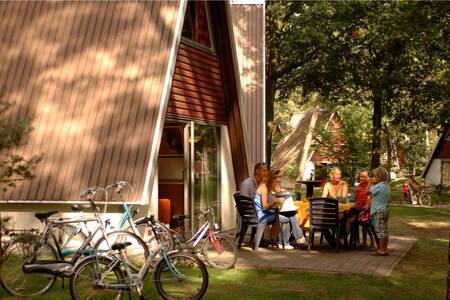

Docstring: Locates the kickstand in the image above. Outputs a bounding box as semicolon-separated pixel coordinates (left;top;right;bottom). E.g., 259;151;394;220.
139;295;148;300
61;277;65;289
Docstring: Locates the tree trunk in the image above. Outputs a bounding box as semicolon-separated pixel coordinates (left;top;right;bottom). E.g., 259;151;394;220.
265;76;276;168
385;126;392;180
371;95;383;169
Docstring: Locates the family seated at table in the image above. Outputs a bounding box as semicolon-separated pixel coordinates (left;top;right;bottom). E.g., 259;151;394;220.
239;163;306;250
239;163;390;255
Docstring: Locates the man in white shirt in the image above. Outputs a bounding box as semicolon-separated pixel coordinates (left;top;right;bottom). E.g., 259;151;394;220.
239;162;267;199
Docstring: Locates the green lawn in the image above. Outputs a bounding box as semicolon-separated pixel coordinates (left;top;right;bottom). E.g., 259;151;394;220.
1;205;449;299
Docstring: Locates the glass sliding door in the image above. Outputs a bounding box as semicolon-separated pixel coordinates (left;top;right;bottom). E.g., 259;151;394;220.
190;123;221;230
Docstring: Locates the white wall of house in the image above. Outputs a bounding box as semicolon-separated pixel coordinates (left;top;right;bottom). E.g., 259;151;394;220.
424;159;441;185
220;126;237;231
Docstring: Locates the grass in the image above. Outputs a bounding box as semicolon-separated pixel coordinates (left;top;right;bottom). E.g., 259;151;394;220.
0;205;448;300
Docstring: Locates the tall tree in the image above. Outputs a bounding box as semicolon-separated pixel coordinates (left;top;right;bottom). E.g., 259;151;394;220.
336;2;449;168
0;88;42;261
267;1;449;169
265;1;365;165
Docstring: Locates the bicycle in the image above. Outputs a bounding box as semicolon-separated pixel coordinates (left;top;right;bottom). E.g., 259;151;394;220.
70;215;209;300
403;183;432;207
155;208;237;270
104;181;175;251
0;187;148;297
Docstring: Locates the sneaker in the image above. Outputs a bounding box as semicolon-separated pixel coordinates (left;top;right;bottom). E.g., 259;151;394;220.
278;243;294;250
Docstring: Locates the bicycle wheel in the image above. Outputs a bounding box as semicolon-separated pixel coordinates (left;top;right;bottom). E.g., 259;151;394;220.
131;221;176;251
154;251;208;300
202;234;237;270
93;230;148;272
52;223;87;260
419;194;432;206
402;195;410;205
70;256;125;300
0;237;57;296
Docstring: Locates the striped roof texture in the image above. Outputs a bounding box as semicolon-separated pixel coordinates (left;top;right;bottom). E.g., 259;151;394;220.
0;1;182;202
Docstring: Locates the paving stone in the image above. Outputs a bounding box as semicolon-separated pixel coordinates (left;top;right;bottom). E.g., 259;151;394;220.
235;235;416;276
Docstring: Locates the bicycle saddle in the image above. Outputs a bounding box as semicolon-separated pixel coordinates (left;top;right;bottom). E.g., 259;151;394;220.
111;242;132;251
35;211;58;221
70;204;91;212
172;214;191;221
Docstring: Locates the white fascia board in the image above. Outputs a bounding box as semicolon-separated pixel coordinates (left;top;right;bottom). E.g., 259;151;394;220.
141;0;188;205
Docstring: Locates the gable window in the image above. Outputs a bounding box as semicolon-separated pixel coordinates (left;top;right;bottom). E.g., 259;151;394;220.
182;1;212;48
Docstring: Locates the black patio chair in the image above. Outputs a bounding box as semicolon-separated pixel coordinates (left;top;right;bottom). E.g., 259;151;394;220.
308;197;343;252
233;193;280;251
350;209;379;249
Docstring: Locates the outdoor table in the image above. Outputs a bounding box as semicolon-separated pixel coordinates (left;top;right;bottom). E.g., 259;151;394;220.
294;200;355;230
298;180;322;198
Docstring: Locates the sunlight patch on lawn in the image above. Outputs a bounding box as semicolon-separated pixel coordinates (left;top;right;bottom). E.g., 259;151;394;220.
408;220;450;229
433;238;449;244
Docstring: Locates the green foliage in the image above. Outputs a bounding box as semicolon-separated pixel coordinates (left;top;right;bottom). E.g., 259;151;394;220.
0;89;42;190
267;1;449;170
312;104;372;183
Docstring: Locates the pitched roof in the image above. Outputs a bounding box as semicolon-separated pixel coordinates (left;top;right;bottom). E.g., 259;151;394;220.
422;124;450;178
0;1;183;202
271;110;333;171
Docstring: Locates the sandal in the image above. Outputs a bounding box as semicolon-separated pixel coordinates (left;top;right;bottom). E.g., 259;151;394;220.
370;250;381;256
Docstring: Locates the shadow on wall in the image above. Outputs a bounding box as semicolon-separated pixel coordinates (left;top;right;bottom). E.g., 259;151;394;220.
0;1;180;202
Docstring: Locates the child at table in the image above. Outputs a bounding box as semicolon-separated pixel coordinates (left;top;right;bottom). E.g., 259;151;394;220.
367;167;391;256
354;170;375;248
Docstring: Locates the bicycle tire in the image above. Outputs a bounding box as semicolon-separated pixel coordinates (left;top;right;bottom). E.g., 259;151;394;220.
52;223;87;260
202;234;237;270
70;255;125;300
130;220;176;251
419;194;432;206
402;196;410;205
93;230;149;272
0;237;57;296
154;251;209;300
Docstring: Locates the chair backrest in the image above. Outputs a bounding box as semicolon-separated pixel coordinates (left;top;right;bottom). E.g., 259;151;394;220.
233;193;258;225
309;197;339;229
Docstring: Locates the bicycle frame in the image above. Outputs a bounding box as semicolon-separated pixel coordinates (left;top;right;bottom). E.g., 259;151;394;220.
177;208;219;250
39;217;110;265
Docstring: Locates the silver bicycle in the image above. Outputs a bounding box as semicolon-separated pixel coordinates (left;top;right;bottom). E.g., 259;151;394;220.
0;187;148;297
70;215;209;300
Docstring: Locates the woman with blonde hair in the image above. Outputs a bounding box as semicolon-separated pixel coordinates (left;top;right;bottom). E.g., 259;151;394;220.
367;167;391;256
322;167;349;200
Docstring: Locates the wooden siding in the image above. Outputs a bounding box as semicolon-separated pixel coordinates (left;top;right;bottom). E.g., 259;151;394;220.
167;41;227;123
0;1;181;202
229;4;265;167
209;1;249;185
437;140;450;159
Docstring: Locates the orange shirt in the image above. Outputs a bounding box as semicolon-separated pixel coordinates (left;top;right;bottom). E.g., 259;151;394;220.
355;182;369;209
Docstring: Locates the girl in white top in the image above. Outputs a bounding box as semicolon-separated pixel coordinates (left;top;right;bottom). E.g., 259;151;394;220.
322;167;349;199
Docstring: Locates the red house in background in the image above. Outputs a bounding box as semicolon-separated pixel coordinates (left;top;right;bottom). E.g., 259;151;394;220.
271;110;346;183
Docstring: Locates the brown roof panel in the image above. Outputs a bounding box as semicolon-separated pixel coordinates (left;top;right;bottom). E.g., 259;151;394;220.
271;111;332;171
0;1;181;202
